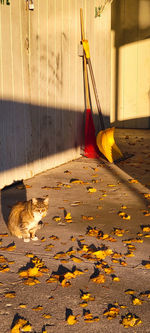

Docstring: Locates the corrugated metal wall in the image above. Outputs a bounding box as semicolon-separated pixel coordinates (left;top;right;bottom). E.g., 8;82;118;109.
0;0;111;189
111;0;150;128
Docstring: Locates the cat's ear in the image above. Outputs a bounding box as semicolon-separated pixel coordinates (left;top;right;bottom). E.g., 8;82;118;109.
44;196;49;205
32;198;37;205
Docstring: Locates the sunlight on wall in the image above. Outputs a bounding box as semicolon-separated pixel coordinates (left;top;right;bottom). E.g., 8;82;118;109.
111;0;150;128
111;36;150;125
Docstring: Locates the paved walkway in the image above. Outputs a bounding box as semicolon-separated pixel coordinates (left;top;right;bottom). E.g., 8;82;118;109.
0;129;150;332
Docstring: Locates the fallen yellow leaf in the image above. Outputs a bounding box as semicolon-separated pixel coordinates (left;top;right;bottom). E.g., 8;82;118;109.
79;302;88;307
142;210;150;216
41;237;46;243
11;317;32;333
121;313;142;327
21;324;32;332
81;292;95;302
113;228;125;237
118;211;131;220
73;269;84;277
91;273;105;284
123;238;143;244
93;248;113;260
49;235;59;240
32;305;43;311
25;253;34;258
27;266;40;277
125;251;135;257
132;297;143;305
82;215;94;220
144;193;150;199
103;306;120;319
0;255;7;263
64;272;75;280
84;311;99;322
67;314;77;325
86;227;99;237
140;292;150;299
64;212;72;222
70;256;82;263
70;236;76;241
104;266;114;274
142;226;150;232
120;260;127;266
54;252;66;259
19;304;27;308
5;291;16;298
0;242;16;251
42;313;51;319
23;277;40;286
61;279;71;287
0;264;10;273
87;187;97;193
53;216;61;222
123;214;131;220
64;184;71;188
46;276;59;283
128;179;138;183
112;276;120;282
66;248;76;256
44;244;54;251
144;263;150;269
70;178;83;184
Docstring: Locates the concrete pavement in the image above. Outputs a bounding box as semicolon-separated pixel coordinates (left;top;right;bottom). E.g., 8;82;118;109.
0;129;150;332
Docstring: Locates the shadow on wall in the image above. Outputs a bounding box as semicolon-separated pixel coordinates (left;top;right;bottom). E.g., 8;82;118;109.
0;99;109;176
111;0;150;128
0;100;83;175
0;99;149;179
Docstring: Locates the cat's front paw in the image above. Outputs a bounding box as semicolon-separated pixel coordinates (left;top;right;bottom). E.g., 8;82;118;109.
32;236;38;241
24;238;30;243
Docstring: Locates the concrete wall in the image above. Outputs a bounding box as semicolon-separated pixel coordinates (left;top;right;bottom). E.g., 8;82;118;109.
0;0;111;189
111;0;150;128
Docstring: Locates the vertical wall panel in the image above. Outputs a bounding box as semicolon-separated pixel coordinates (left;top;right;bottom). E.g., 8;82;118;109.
0;0;111;189
111;0;150;128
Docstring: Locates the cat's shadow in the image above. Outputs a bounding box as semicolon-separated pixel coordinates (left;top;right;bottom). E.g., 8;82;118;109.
1;180;27;227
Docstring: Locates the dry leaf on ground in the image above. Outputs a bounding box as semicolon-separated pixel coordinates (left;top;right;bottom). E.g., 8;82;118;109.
87;187;97;193
103;305;120;319
11;316;32;333
0;242;16;251
5;291;16;298
132;296;143;305
83;310;99;322
32;305;43;311
0;264;10;273
67;314;77;325
121;313;142;327
118;211;131;220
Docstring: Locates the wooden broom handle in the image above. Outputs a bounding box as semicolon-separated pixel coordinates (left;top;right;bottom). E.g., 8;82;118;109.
80;8;90;110
87;58;105;130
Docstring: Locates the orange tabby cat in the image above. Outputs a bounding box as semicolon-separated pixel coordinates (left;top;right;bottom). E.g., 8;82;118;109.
7;196;49;242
